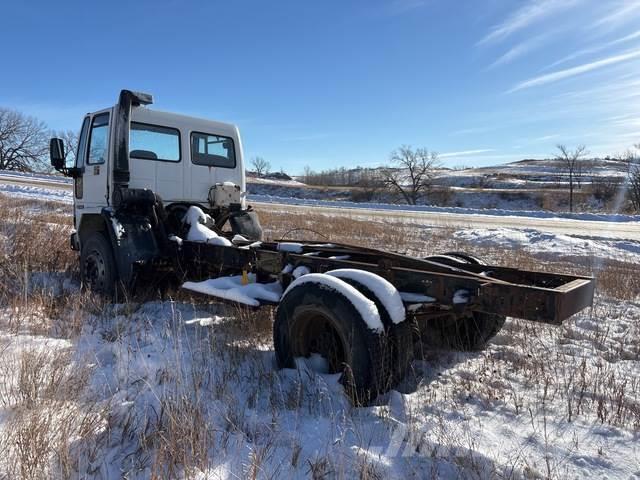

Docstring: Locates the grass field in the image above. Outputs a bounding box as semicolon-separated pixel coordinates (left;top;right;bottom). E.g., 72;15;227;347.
0;193;638;479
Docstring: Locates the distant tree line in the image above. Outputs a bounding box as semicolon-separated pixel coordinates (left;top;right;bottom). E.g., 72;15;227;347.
0;106;77;173
302;146;441;205
301;165;381;187
555;143;640;214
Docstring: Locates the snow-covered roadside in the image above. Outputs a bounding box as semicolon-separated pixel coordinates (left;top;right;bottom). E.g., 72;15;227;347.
454;228;640;263
0;170;72;185
249;193;640;223
0;183;73;203
2;168;638;223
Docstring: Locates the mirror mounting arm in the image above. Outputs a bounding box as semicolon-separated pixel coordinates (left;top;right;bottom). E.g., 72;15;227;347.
60;166;82;178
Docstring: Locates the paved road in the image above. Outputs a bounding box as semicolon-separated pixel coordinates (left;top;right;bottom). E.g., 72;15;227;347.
2;173;639;241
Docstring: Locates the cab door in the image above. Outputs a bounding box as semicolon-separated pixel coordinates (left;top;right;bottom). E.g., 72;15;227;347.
81;111;111;210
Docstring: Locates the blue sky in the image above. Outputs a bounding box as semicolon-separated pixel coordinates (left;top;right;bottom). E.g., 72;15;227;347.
1;0;639;173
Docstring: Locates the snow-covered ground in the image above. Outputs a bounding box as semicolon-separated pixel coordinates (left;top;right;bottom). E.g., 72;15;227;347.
0;188;638;478
1;272;638;478
0;182;73;203
454;228;640;264
249;193;639;223
436;158;630;188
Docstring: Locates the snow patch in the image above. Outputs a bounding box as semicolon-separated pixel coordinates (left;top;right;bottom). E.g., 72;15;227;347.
168;234;183;246
292;265;310;278
109;215;125;240
283;273;383;332
454;227;640;263
184;206;232;247
232;234;249;243
453;289;470;304
327;269;406;324
182;274;282;306
399;292;436;303
0;183;73;203
277;242;304;253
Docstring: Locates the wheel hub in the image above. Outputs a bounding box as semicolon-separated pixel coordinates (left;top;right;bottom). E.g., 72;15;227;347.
310;326;343;372
84;249;106;290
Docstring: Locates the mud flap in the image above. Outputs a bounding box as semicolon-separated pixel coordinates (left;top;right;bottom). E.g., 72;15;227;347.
101;209;161;289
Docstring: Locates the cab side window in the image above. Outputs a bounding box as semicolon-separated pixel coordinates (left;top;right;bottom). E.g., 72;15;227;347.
75;117;90;168
191;132;236;168
130;122;181;162
87;113;109;165
74;117;90;200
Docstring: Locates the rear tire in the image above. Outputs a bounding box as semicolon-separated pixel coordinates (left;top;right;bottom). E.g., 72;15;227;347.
274;281;391;404
332;278;414;385
80;232;117;296
423;252;505;351
431;312;506;351
443;251;485;265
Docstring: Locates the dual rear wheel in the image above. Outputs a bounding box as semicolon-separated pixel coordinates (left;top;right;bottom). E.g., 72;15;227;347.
424;252;506;351
274;254;507;403
274;278;414;404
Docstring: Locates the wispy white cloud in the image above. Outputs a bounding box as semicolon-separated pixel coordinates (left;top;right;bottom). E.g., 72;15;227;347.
450;126;496;136
533;134;561;141
487;33;551;69
606;113;638;122
594;2;640;29
478;0;580;46
508;47;640;92
544;29;640;70
550;78;640;101
439;149;495;158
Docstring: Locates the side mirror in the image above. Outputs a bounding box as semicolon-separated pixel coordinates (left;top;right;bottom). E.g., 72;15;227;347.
50;138;65;171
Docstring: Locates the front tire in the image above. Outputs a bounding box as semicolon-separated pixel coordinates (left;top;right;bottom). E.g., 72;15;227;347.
80;232;117;296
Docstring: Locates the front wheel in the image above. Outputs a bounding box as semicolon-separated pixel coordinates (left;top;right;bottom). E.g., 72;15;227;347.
80;232;117;296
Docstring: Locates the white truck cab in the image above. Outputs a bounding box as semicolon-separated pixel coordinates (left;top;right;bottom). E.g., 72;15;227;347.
64;93;247;219
49;89;261;292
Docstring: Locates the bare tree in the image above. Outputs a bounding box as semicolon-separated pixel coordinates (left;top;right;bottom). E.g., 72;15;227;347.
302;165;313;184
351;169;385;202
54;129;79;167
628;166;640;213
381;146;440;205
575;158;593;189
0;108;49;172
555;144;587;212
251;156;271;176
629;144;640;213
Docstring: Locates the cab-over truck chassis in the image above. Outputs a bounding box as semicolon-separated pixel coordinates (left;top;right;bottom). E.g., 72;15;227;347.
50;90;594;402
